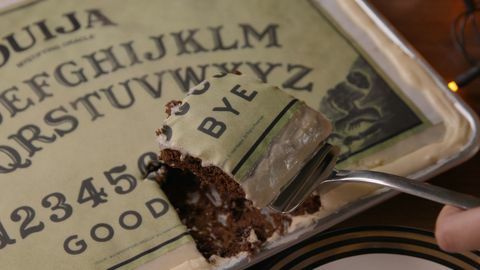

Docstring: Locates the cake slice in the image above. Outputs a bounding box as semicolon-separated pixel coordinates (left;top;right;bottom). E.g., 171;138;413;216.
156;72;332;260
157;72;332;207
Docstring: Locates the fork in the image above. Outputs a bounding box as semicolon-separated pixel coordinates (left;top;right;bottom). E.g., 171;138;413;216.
268;143;480;213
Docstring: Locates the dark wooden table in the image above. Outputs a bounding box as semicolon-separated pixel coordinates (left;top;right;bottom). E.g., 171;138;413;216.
336;1;480;231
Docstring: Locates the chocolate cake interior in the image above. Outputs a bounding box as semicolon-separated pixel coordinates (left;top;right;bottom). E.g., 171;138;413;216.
158;150;321;259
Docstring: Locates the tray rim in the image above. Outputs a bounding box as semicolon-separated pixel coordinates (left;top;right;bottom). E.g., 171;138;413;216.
228;1;480;269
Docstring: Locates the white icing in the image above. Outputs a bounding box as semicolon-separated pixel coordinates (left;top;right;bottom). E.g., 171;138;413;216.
260;208;277;227
209;252;249;270
169;258;212;270
187;192;200;205
247;229;259;243
287;209;331;234
170;103;183;114
137;242;211;270
217;213;228;227
206;185;223;207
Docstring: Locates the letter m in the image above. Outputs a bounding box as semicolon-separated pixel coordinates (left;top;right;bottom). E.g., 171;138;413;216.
240;23;281;49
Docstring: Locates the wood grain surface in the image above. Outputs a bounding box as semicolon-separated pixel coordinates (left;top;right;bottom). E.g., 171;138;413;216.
335;0;480;230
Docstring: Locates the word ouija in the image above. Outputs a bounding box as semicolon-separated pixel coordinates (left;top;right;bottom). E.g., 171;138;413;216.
0;9;116;68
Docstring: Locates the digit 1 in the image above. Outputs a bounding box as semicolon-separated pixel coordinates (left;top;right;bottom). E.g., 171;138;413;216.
0;221;16;249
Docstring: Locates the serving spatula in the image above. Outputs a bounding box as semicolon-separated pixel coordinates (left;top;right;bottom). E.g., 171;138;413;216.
269;143;480;213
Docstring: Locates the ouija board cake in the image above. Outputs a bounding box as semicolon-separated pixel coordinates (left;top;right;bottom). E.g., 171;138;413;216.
0;0;475;269
155;72;332;262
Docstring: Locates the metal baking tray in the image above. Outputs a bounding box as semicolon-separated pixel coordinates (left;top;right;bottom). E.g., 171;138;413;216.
226;0;480;269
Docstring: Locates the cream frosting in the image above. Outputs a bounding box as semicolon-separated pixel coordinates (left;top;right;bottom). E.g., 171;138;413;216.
137;242;211;270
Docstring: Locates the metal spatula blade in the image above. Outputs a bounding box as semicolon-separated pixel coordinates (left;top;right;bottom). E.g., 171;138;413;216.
268;143;480;213
268;143;339;213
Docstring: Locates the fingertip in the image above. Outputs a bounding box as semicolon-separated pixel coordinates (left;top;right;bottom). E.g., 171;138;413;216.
438;205;463;220
435;222;456;253
436;205;462;232
435;205;463;253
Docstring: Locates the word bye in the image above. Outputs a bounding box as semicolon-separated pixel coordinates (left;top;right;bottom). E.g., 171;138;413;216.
198;83;257;138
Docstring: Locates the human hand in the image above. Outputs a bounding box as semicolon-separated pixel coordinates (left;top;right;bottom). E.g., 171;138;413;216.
435;205;480;252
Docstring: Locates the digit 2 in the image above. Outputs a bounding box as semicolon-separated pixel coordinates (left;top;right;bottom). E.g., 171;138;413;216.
10;206;45;239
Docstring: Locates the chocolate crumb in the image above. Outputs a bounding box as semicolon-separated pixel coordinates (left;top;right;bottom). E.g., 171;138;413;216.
165;100;182;117
158;149;321;259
